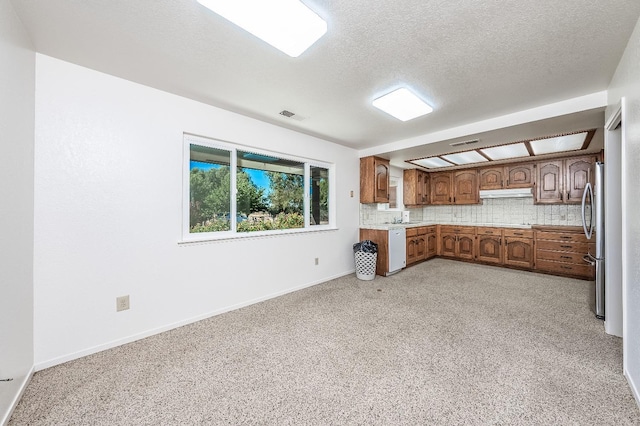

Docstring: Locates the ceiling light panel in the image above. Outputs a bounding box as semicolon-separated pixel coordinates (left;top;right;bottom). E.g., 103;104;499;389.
529;132;587;155
441;150;488;165
197;0;327;57
410;157;453;169
372;88;433;121
480;143;530;160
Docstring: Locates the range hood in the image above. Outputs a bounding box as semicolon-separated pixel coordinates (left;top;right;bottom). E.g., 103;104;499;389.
479;188;533;199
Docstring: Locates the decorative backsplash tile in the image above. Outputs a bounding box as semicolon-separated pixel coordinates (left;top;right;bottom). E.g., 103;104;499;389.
360;198;582;226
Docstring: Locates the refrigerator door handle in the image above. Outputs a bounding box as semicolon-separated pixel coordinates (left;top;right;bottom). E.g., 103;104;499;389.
581;182;593;240
583;253;595;265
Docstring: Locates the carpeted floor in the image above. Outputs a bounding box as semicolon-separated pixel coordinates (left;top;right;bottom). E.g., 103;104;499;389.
9;259;640;425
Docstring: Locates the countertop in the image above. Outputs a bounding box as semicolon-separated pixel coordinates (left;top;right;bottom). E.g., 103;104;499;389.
360;222;533;231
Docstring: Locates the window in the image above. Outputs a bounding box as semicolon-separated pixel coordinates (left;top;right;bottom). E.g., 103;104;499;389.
184;134;334;240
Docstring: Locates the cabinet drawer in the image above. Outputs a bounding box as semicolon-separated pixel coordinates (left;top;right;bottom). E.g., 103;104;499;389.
536;231;589;243
503;229;533;239
536;240;592;253
423;226;437;234
441;225;475;234
416;226;429;235
476;227;503;236
406;228;418;237
536;250;587;264
536;259;594;278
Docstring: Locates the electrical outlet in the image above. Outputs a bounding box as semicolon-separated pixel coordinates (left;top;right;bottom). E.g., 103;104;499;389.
350;190;354;198
116;295;130;312
315;257;319;266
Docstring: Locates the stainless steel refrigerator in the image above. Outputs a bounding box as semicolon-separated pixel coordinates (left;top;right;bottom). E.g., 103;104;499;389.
581;162;605;320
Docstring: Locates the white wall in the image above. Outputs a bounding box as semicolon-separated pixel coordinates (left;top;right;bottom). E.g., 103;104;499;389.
607;15;640;404
33;55;360;369
0;0;35;423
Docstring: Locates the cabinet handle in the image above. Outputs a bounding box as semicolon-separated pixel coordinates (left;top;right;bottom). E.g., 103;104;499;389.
486;231;493;234
506;179;509;186
560;236;571;239
561;266;573;270
514;232;523;236
560;256;572;259
561;193;563;201
567;191;570;200
560;245;572;249
449;197;451;202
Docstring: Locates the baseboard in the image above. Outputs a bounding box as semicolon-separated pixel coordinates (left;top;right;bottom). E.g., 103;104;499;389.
625;368;640;409
35;269;355;371
0;366;34;426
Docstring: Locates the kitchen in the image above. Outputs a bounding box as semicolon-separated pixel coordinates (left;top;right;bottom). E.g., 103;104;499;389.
358;134;605;318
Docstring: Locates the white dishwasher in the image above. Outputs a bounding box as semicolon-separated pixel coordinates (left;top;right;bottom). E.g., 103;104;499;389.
387;227;407;275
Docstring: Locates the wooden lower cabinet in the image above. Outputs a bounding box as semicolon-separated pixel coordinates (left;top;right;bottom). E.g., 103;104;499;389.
406;226;436;266
476;228;503;264
439;226;475;260
534;226;595;279
503;229;534;269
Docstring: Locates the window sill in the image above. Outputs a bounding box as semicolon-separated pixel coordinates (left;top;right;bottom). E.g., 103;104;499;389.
178;226;339;246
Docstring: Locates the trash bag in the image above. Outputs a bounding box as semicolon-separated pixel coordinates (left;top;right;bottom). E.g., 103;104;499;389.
353;240;378;254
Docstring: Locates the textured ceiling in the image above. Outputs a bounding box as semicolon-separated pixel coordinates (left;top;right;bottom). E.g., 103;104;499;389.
10;0;640;155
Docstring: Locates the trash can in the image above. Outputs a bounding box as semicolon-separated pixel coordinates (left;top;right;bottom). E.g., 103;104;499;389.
353;240;378;280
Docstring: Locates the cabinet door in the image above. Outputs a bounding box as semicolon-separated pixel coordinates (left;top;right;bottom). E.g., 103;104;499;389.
565;156;593;203
374;158;390;203
536;160;563;204
506;164;533;188
426;233;437;258
479;167;504;190
504;237;534;268
454;170;479;204
456;235;475;259
440;233;456;256
431;173;452;204
416;235;426;260
421;172;430;204
406;237;417;265
403;169;419;206
477;235;503;264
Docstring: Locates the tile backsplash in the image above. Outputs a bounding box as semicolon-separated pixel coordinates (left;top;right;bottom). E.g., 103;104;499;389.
360;198;582;227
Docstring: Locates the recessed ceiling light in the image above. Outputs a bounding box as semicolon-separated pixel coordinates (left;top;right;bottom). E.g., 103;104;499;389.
410;157;453;169
372;88;433;121
480;143;530;160
529;132;588;155
197;0;327;57
441;151;488;165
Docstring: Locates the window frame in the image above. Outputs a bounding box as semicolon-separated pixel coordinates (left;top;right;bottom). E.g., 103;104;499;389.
182;133;336;242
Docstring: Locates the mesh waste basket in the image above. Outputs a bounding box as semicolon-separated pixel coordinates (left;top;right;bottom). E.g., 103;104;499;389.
353;240;378;280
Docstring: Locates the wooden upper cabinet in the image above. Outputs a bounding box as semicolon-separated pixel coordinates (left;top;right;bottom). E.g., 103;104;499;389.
479;164;533;190
430;171;479;205
453;170;479;204
506;164;533;188
536;160;563;204
431;172;453;204
360;156;389;203
479;167;504;190
403;169;430;206
565;157;593;203
535;156;595;204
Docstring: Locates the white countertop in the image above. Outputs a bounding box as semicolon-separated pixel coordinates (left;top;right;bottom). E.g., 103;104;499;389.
360;222;533;231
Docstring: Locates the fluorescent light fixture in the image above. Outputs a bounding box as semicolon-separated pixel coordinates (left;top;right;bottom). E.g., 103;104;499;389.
529;132;587;155
441;150;488;165
480;143;530;160
410;157;453;168
372;88;433;121
197;0;327;57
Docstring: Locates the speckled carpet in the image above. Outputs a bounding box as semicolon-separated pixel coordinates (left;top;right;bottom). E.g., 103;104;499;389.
9;259;640;425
